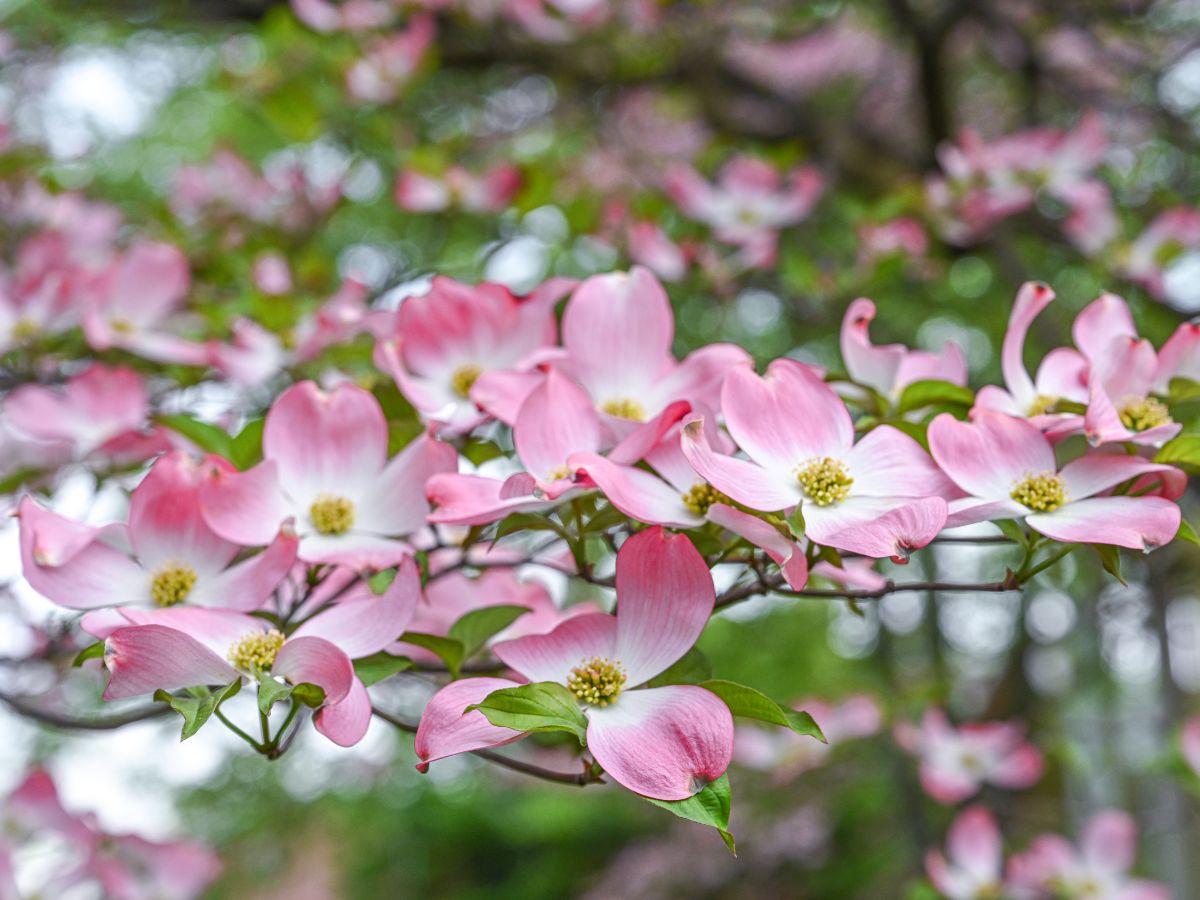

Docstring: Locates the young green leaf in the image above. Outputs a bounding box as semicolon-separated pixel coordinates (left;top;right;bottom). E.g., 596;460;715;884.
353;652;415;687
643;773;736;855
1095;544;1126;585
895;379;975;415
1155;435;1200;473
699;680;827;742
465;681;588;744
156;414;235;460
154;679;242;741
72;642;105;667
230;418;265;470
399;631;465;677
447;605;529;661
1177;518;1200;547
290;683;327;708
257;674;294;715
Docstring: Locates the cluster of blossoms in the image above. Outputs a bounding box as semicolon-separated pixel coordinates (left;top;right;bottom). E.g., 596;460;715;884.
11;259;1198;841
1;770;220;899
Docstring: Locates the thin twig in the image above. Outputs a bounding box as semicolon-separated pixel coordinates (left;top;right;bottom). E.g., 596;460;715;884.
371;706;600;787
0;690;169;731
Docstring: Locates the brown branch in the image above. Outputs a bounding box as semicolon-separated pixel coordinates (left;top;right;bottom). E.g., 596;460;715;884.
713;571;1018;610
371;706;601;787
0;690;169;731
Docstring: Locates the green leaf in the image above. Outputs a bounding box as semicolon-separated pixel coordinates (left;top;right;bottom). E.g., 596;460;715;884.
369;567;398;594
72;642;105;667
465;681;588;744
399;631;465;677
154;679;242;741
1095;544;1126;585
785;505;805;540
1177;519;1200;547
493;511;572;545
353;652;415;687
156;414;234;459
257;675;294;715
646;647;713;687
447;605;529;661
1169;377;1200;404
699;680;827;742
644;774;736;855
230;419;265;470
462;439;506;467
896;380;975;415
291;683;327;708
995;519;1028;546
1154;434;1200;473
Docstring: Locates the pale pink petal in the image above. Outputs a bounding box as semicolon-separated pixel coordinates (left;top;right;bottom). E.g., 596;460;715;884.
426;472;560;526
919;761;979;805
1027;496;1180;550
1154;321;1200;392
894;343;968;391
1182;718;1200;775
840;297;905;394
585;684;733;801
948;806;1003;882
1072;292;1136;363
987;744;1044;790
944;496;1029;528
198;459;292;546
493;612;617;684
355;433;458;534
706;503;808;589
928;411;1055;501
647;343;752;413
560;267;674;397
1081;810;1136;876
273;635;353;705
1033;347;1089;401
296;532;415;570
605;400;691;466
262;381;387;502
514;369;603;479
313;676;373;747
471;368;545;426
293;556;420;657
846;425;955;499
1059;453;1181;500
806;496;947;561
680;416;801;511
1001;282;1056;409
568;452;701;528
188;528;298;611
414;676;525;770
103;625;240;700
18;498;147;610
1095;337;1159;407
612;527;714;686
128;452;239;574
723;360;853;472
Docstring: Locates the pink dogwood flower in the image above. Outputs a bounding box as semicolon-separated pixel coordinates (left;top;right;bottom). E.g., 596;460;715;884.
95;556;419;746
345;15;435;103
3;364;165;462
1009;811;1168;900
394;163;521;215
550;267;751;450
974;282;1087;430
414;527;734;801
291;0;399;32
840;297;967;400
251;251;293;295
1118;208;1200;299
569;414;810;589
200;380;456;568
665;156;823;268
1182;718;1200;778
426;367;682;526
19;451;297;612
928;410;1181;549
925;806;1009;900
626;220;689;282
82;241;209;366
894;709;1044;805
374;275;572;433
681;358;950;560
292;278;394;363
1071;293;1181;447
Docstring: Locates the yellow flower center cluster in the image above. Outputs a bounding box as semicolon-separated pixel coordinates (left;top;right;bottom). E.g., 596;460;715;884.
150;563;198;607
681;483;731;516
310;494;355;535
1119;396;1172;432
1010;472;1066;512
10;319;39;342
797;457;853;506
567;656;627;707
450;364;483;399
1027;394;1058;416
227;629;286;671
601;398;646;422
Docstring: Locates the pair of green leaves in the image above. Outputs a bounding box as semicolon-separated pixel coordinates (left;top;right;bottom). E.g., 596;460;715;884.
400;604;530;677
154;680;244;740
